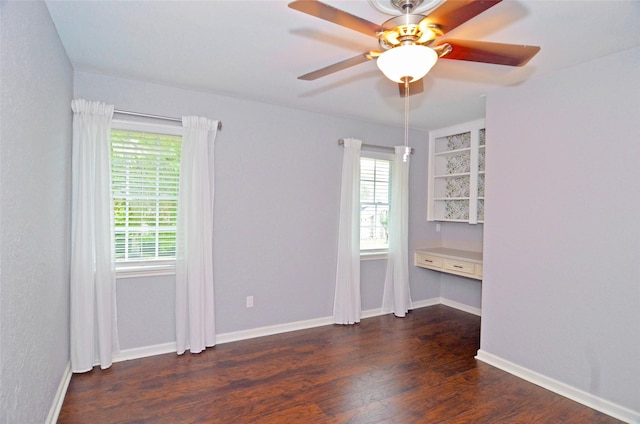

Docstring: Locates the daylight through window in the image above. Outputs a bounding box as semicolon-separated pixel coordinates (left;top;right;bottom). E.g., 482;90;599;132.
110;125;182;265
360;155;392;252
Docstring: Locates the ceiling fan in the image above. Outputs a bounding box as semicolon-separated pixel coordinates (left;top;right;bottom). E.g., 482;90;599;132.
288;0;541;97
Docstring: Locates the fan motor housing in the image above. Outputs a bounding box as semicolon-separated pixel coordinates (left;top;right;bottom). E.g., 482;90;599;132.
378;15;443;50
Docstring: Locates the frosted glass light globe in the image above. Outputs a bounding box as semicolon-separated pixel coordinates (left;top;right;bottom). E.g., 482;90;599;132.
376;45;438;83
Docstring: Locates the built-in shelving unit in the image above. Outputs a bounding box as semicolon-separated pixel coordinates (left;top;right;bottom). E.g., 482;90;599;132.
427;119;486;224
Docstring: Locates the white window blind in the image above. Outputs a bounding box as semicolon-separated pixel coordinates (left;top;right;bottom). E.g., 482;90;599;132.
360;155;392;252
110;127;182;264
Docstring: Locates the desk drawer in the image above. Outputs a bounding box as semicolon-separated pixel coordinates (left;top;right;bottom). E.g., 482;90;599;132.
414;253;443;270
443;259;475;275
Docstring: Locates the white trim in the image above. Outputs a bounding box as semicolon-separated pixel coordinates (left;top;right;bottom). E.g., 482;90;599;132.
215;298;447;343
440;298;482;316
56;297;478;420
360;251;388;261
361;307;384;319
411;297;442;310
111;297;472;363
113;342;178;363
67;297;478;416
475;350;640;424
46;362;72;424
216;315;336;344
111;298;443;362
116;261;176;279
360;152;393;256
53;299;634;424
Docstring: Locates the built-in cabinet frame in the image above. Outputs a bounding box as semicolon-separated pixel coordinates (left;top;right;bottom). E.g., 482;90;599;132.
427;119;486;224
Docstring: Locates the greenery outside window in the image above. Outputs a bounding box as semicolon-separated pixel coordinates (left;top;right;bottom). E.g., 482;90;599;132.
360;152;393;259
110;120;182;277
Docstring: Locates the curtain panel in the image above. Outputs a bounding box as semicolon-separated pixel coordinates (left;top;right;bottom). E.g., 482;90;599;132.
382;146;413;317
333;138;362;325
175;116;219;354
70;99;119;372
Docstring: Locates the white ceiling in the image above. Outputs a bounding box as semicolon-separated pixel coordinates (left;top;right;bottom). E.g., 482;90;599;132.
45;0;640;130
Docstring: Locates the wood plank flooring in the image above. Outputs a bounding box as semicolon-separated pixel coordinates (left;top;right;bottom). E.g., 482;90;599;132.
58;305;621;423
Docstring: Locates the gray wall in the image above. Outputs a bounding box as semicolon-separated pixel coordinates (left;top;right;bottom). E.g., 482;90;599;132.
439;221;483;310
74;72;443;349
482;47;640;412
0;1;73;422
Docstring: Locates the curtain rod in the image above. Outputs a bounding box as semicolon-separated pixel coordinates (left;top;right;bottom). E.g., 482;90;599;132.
114;109;222;131
338;139;414;155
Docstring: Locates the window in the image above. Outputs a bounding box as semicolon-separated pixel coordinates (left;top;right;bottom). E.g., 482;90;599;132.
360;152;392;257
110;120;182;276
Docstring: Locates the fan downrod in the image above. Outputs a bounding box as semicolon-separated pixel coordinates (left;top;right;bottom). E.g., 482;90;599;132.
390;0;424;12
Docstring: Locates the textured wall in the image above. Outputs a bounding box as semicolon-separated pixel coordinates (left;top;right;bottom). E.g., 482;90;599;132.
482;47;640;412
0;1;73;422
73;71;442;349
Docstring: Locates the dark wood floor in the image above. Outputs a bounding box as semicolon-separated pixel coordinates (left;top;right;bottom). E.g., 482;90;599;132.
58;305;621;423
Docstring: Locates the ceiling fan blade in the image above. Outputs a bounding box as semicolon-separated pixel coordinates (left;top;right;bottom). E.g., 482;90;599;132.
288;0;381;37
440;40;540;66
298;53;373;81
425;0;502;34
398;79;424;98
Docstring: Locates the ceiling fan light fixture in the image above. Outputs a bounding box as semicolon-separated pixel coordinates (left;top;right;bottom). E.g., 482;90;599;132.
376;44;438;83
368;0;445;16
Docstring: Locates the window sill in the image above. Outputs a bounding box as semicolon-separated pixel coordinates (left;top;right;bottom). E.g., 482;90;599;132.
360;251;388;261
116;261;175;279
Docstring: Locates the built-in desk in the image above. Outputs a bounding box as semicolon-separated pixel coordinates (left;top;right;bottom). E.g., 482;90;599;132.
414;247;483;280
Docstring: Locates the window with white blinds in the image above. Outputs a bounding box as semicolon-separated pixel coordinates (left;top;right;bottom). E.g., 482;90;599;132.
110;121;182;271
360;153;392;253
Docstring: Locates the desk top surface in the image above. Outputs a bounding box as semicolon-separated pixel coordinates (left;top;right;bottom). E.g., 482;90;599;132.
415;247;483;263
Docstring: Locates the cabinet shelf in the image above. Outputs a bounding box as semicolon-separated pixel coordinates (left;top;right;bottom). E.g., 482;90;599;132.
427;119;486;224
434;172;470;179
434;147;471;156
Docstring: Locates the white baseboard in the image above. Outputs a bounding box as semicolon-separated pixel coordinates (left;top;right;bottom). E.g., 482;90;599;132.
112;300;441;362
216;315;335;344
475;350;640;424
439;297;482;316
112;317;343;363
215;297;449;345
46;362;72;424
56;297;477;422
360;297;442;319
112;297;472;363
411;297;442;310
114;342;178;363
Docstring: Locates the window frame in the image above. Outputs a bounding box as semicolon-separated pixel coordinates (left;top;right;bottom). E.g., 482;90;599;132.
359;150;394;261
110;119;183;278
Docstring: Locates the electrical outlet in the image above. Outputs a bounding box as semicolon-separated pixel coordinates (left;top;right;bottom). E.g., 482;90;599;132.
246;296;254;308
436;223;441;232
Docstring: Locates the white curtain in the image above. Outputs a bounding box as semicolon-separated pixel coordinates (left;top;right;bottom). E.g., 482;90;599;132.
176;116;218;354
70;99;119;372
333;138;362;324
382;146;413;317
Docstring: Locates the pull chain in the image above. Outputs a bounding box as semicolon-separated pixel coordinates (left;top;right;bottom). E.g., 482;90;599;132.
403;79;411;162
